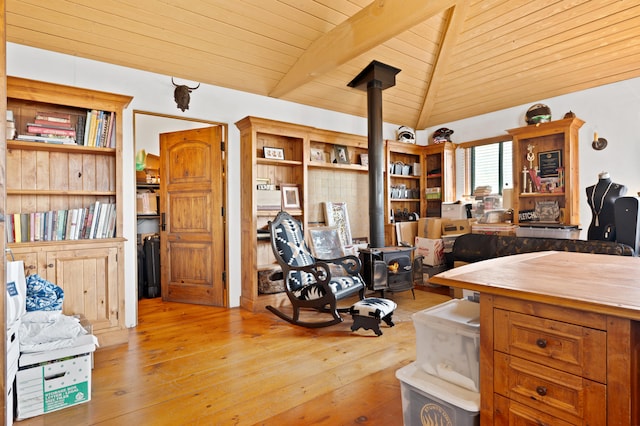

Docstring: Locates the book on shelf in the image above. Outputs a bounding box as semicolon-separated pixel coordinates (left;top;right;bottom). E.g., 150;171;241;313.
6;214;14;243
27;124;77;137
35;111;71;124
20;213;29;243
16;134;76;144
75;114;86;146
56;210;68;241
105;111;115;148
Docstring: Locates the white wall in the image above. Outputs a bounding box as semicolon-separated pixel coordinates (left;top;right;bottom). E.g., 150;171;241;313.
421;79;640;239
7;43;401;326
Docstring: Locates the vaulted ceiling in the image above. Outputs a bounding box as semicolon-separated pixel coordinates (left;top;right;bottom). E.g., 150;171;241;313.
6;1;640;129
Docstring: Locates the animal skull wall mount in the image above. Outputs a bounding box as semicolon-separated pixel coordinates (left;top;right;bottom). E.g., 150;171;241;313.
172;78;200;112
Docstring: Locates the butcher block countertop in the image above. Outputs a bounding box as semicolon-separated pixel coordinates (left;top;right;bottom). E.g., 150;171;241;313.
429;251;640;320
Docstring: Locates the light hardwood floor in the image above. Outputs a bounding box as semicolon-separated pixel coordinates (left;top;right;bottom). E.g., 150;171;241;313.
15;287;451;426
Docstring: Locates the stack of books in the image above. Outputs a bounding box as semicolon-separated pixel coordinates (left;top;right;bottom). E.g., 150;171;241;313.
17;111;76;144
15;109;116;147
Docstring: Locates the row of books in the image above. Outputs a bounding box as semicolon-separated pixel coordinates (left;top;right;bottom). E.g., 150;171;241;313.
14;109;115;147
6;202;117;243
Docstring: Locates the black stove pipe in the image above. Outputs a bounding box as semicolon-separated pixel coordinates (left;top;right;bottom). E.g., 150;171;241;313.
348;61;401;248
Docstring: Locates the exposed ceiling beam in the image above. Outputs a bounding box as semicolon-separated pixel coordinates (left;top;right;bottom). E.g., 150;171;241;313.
269;0;456;98
416;2;469;130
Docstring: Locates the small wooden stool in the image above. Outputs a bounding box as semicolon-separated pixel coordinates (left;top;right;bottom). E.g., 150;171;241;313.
349;298;397;336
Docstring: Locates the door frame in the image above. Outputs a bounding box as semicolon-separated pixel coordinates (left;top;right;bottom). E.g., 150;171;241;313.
133;110;228;312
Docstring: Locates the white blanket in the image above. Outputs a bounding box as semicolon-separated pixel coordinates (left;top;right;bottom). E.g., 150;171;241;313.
19;311;98;353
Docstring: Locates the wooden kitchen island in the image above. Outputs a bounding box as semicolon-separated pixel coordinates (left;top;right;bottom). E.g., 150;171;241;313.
430;251;640;425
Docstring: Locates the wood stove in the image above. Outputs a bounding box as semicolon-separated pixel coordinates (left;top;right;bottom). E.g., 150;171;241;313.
359;246;421;298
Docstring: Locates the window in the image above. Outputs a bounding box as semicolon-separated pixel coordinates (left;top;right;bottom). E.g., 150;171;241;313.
471;141;512;194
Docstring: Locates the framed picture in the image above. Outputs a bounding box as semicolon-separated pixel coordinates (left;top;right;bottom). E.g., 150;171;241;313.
359;153;369;167
538;149;562;177
323;201;352;246
281;184;300;209
310;148;326;162
333;145;349;164
263;146;285;160
309;226;345;259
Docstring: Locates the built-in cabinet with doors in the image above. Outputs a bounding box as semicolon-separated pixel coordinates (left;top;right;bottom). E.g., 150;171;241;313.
5;77;132;347
508;117;583;226
237;116;456;312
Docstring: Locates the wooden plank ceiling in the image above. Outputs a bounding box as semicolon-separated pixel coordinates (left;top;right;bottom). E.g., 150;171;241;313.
6;0;640;129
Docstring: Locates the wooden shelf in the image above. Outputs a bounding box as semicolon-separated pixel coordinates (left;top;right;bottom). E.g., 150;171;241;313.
8;189;116;196
7;139;116;155
257;158;302;167
308;162;368;172
390;173;420;180
519;192;565;197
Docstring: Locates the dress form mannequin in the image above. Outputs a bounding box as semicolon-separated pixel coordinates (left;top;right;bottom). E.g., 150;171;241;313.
586;172;627;241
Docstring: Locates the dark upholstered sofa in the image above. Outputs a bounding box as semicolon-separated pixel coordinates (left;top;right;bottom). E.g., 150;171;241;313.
452;233;635;265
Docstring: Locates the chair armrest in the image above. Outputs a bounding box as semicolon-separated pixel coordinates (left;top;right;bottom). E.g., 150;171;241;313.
316;254;362;275
283;262;332;285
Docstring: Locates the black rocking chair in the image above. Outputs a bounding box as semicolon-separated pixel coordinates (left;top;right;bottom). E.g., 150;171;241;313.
267;211;365;328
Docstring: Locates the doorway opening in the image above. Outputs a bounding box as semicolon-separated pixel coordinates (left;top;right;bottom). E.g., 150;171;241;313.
133;110;228;308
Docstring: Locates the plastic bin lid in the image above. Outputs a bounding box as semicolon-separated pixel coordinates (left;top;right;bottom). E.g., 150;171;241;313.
412;298;480;332
396;362;480;412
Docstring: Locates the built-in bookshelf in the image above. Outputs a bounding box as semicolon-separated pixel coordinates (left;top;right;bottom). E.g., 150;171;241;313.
6;76;132;347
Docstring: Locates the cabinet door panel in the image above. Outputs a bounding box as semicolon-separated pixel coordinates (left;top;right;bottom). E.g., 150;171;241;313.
46;247;119;332
10;251;43;277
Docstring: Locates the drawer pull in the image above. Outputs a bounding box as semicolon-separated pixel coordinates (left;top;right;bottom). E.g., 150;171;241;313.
536;386;547;396
536;338;547;348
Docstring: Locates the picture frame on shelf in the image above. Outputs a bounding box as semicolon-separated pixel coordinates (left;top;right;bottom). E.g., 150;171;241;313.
309;226;345;259
310;148;326;162
359;153;369;167
333;145;350;164
281;184;301;209
256;177;274;190
538;149;562;177
323;201;352;247
263;146;285;160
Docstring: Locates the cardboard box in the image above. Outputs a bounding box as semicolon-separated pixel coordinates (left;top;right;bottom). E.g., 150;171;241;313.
425;187;441;200
472;223;517;236
145;153;160;170
441;203;470;219
418;217;443;239
415;237;445;266
16;336;97;420
395;221;418;245
442;219;471;236
136;191;158;214
256;189;281;210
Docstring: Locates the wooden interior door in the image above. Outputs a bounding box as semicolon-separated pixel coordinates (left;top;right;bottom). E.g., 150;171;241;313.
159;126;226;306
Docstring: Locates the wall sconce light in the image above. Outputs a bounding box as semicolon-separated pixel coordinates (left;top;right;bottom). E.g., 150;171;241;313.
592;132;608;150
